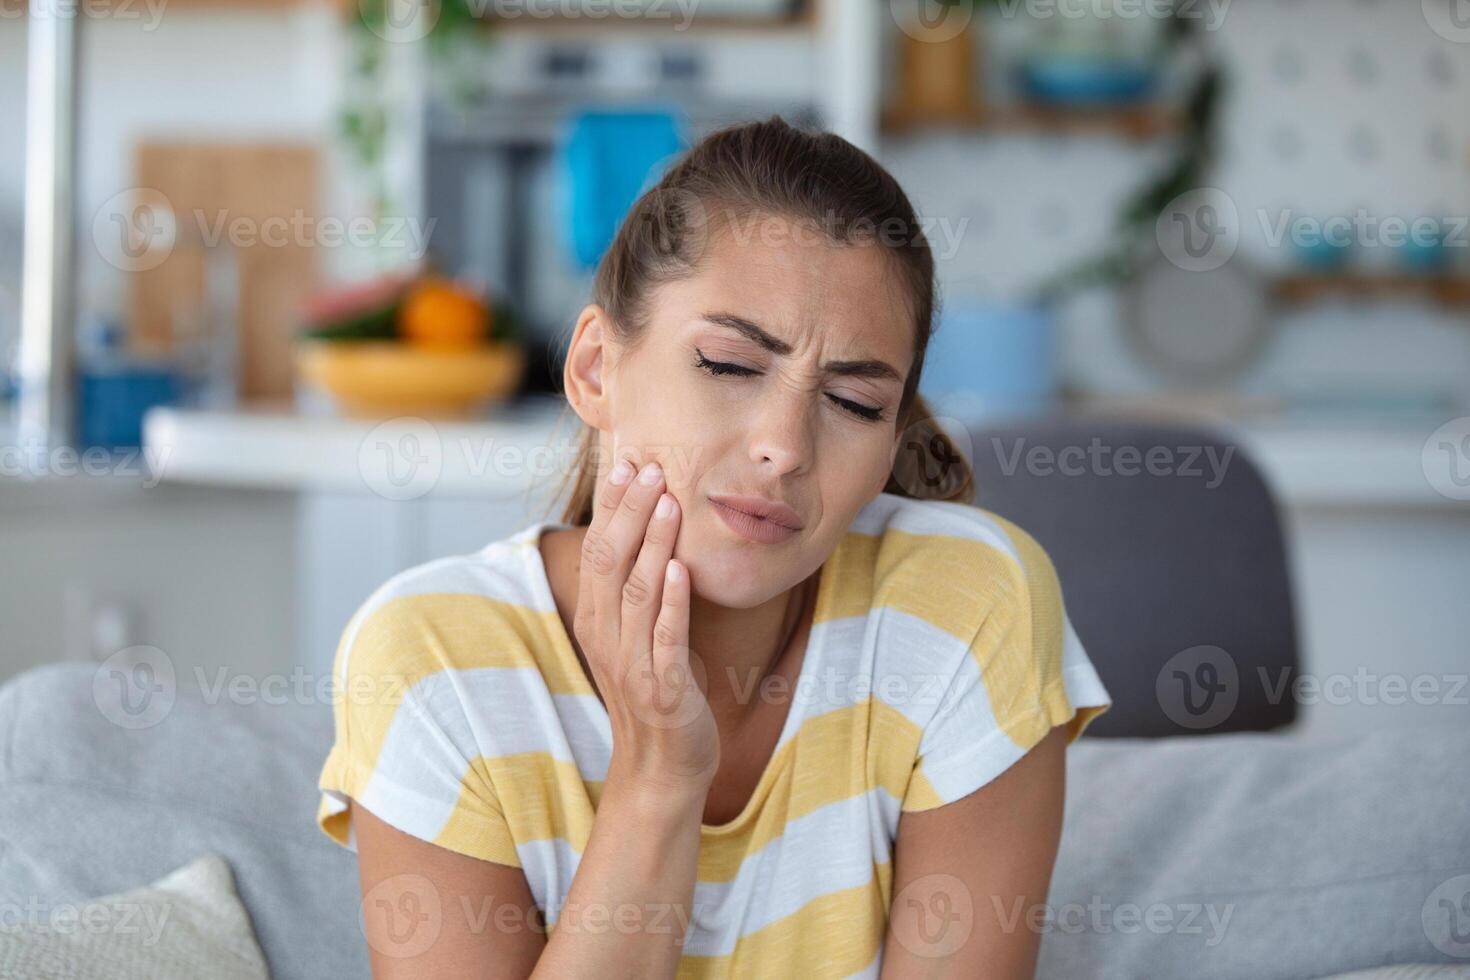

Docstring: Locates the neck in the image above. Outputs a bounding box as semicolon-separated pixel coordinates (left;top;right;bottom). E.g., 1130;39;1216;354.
688;567;817;725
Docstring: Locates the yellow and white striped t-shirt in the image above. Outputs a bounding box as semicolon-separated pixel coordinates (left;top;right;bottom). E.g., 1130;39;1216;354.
316;490;1111;977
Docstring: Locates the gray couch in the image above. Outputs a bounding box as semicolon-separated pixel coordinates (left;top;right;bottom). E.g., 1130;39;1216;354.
2;660;1466;979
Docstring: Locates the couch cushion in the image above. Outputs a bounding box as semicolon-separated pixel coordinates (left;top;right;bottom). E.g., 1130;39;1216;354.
0;854;269;980
0;662;366;980
1039;727;1470;977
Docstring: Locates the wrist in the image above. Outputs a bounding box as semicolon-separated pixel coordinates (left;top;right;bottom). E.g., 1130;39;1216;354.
603;758;711;819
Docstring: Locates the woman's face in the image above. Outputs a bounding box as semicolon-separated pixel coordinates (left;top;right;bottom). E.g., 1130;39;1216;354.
573;214;914;610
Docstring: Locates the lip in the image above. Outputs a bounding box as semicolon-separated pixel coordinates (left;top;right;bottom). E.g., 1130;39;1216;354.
709;497;802;545
708;494;804;530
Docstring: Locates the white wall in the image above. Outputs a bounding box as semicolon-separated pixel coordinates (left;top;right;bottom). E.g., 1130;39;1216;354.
0;479;298;687
876;1;1470;406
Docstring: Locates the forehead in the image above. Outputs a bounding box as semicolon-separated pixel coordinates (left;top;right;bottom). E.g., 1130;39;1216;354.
663;213;915;360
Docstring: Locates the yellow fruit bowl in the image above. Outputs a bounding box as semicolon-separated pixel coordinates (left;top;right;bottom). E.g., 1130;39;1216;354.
295;340;525;418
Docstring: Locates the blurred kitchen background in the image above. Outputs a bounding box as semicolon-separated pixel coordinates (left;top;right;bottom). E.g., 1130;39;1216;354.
2;0;1467;734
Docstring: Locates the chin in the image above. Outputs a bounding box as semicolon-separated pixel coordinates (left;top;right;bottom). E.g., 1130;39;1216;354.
680;530;793;611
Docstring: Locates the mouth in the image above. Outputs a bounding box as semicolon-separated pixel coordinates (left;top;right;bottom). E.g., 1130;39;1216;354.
708;496;803;545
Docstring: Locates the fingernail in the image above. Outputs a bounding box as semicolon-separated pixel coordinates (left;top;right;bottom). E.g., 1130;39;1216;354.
639;462;662;486
666;560;682;583
655;493;674;518
610;459;634;485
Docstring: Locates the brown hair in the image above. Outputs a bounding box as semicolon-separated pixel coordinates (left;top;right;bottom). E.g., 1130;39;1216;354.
548;115;973;526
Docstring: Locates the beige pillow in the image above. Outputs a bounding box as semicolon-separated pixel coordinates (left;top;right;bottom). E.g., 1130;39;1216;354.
0;855;268;980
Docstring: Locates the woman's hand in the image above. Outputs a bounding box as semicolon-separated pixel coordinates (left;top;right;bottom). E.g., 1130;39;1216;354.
573;456;719;802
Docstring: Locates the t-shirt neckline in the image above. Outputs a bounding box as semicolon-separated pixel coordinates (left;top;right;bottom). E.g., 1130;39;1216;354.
518;518;834;836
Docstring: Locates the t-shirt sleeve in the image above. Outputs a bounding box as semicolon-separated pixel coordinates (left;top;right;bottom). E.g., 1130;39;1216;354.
315;593;521;868
900;516;1112;813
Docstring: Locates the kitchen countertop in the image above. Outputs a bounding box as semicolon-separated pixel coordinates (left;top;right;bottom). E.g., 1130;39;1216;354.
140;398;1470;509
142;396;578;497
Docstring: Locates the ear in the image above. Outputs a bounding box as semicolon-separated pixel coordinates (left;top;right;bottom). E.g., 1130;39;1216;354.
563;304;615;432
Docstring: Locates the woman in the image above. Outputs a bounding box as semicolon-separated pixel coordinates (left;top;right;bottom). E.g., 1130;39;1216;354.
316;116;1111;978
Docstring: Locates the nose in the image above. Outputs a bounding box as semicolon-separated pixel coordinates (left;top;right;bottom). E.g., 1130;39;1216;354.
746;388;814;477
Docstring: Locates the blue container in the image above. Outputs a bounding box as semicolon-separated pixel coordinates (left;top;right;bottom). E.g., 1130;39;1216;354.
1394;220;1451;272
78;365;179;450
918;302;1058;422
561;107;687;271
1018;56;1159;106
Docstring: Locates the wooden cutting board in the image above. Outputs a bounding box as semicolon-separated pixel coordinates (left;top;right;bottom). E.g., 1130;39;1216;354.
129;141;320;399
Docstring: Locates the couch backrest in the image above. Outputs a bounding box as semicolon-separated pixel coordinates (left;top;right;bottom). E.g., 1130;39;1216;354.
959;416;1299;737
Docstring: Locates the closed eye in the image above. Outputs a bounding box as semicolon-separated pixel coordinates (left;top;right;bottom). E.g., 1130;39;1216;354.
693;349;886;422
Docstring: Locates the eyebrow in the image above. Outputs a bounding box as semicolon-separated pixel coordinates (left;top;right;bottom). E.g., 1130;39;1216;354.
699;311;905;384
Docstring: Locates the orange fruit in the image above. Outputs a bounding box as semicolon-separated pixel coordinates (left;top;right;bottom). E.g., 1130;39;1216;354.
399;279;490;348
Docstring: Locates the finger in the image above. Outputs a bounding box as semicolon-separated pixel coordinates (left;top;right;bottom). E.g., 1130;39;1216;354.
574;454;639;646
590;460;665;642
636;557;706;731
621;491;680;662
651;558;690;676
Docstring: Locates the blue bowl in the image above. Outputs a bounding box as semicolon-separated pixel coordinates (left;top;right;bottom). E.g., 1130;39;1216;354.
1393;222;1451;272
1293;237;1354;272
1018;57;1158;106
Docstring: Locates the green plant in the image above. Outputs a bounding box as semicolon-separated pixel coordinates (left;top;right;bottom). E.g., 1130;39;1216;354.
1034;10;1224;303
338;0;498;222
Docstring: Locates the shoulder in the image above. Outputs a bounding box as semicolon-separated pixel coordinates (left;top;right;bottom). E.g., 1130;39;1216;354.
331;530;551;700
845;491;1060;638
